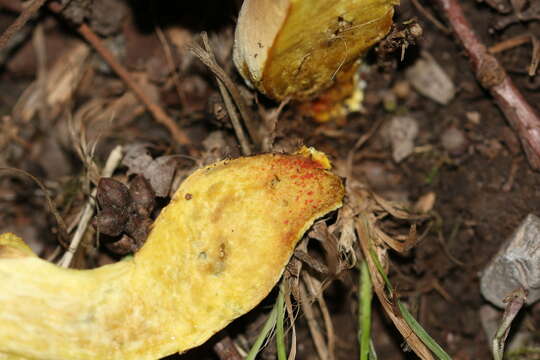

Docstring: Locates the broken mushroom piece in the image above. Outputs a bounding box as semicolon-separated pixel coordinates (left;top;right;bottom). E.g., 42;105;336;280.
233;0;398;121
0;149;344;359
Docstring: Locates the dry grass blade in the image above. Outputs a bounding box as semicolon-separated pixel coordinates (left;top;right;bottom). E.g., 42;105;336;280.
154;25;186;111
48;3;194;151
303;273;336;360
57;145;123;268
299;280;329;360
189;34;251;155
284;291;298;360
489;33;540;77
411;0;450;34
188;33;261;149
355;215;435;360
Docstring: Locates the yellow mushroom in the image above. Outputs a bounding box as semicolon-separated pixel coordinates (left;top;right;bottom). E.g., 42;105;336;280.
0;149;344;359
233;0;398;120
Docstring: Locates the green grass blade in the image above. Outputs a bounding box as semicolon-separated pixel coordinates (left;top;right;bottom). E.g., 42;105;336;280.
358;260;374;360
276;282;287;360
246;301;278;360
368;247;452;360
397;301;452;360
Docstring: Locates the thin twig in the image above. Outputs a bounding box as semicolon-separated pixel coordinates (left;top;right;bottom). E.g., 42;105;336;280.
284;291;298;360
79;24;192;148
57;145;123;268
346;118;385;180
192;36;252;155
489;34;531;54
188;32;261;149
303;273;335;360
435;0;540;170
48;3;194;152
489;33;540;76
0;0;47;50
32;22;48;126
411;0;450;34
154;25;187;110
299;281;329;360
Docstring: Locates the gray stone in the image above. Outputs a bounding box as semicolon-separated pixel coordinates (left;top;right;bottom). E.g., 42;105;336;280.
481;214;540;308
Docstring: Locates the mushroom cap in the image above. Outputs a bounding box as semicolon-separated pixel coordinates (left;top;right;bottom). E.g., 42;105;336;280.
233;0;397;101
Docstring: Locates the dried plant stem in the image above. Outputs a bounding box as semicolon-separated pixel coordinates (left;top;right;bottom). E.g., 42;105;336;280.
355;217;435;360
58;145;123;268
303;273;335;360
410;0;450;34
435;0;540;170
284;291;298;360
48;3;193;151
189;33;261;149
189;38;252;155
0;0;47;50
299;281;329;360
154;25;187;112
489;33;540;77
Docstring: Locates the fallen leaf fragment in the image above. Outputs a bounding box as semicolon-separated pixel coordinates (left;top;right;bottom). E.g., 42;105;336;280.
0;149;344;360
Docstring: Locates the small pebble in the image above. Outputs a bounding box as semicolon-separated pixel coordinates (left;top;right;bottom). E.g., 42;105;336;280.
441;127;468;156
385;115;419;163
405;52;456;105
466;111;481;125
392;80;411;99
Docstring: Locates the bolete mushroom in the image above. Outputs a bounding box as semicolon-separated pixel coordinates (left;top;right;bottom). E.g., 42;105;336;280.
233;0;398;121
0;149;344;359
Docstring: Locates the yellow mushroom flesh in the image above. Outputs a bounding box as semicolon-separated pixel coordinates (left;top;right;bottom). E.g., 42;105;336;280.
0;151;344;359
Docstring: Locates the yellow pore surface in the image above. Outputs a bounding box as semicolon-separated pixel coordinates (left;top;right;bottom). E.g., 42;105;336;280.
0;151;344;360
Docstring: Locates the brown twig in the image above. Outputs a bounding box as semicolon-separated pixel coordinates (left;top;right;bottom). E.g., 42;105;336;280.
188;32;261;150
48;2;194;152
189;35;252;155
410;0;450;34
489;33;540;76
0;0;46;50
435;0;540;170
154;25;187;113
